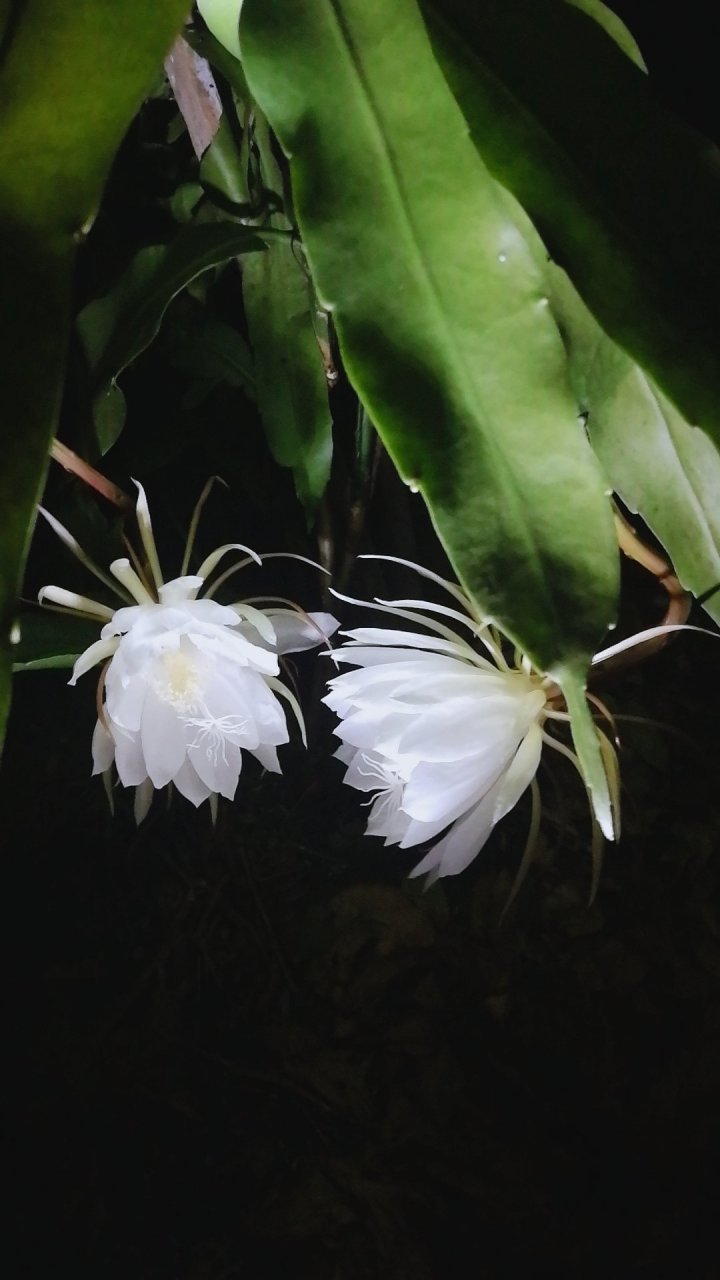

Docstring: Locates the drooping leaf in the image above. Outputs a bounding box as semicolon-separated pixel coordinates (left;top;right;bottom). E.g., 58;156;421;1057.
0;0;190;751
77;221;268;450
237;2;618;659
422;0;720;440
550;267;720;627
239;0;618;835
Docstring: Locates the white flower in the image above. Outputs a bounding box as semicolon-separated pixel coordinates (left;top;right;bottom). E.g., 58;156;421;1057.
38;480;337;820
324;557;620;889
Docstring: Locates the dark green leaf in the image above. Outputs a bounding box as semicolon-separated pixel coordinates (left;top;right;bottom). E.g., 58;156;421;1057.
239;0;617;661
0;0;190;751
197;0;242;62
551;266;720;627
200;117;253;211
243;236;333;518
242;111;332;518
240;0;619;834
10;610;101;672
77;222;268;422
13;655;78;672
422;0;720;440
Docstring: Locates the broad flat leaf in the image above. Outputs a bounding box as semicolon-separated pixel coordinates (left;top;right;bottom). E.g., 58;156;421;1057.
10;611;98;674
13;656;78;673
197;0;242;61
243;237;334;516
238;0;617;663
190;23;334;515
242;114;332;518
240;0;618;836
0;0;189;752
422;0;720;441
551;267;720;626
77;221;268;450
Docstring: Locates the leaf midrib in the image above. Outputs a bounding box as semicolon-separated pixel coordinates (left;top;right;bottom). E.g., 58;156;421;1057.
325;0;563;633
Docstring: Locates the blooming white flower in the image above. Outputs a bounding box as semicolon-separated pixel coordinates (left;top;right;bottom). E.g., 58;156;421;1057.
38;481;337;821
324;557;621;889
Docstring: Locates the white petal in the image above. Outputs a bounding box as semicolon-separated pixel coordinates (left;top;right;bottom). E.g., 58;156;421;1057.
395;700;523;763
367;797;413;844
409;722;543;881
172;757;212;806
112;722;149;787
239;672;290;741
140;689;188;788
105;669;148;733
330;704;415;754
190;627;279;676
327;646;441;670
193;678;259;752
232;604;278;646
267;610;340;654
189;735;242;800
159;576;203;604
409;795;496;881
328;653;500;692
401;749;510;827
91;719;115;775
69;636;119;685
132;478;164;589
250;743;282;773
39;585;114;621
489;720;543;824
110;558;154;604
334;742;357;767
341;748;406;795
101;603;148;638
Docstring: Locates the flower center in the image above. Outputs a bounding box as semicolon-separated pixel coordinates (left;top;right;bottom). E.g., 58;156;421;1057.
155;648;205;711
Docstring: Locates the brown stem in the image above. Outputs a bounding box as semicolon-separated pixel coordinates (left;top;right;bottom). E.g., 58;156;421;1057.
590;510;691;681
50;440;132;512
164;35;222;160
614;508;690;631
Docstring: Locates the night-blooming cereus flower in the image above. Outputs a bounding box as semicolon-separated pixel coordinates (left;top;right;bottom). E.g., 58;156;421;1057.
323;557;621;892
37;481;338;821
